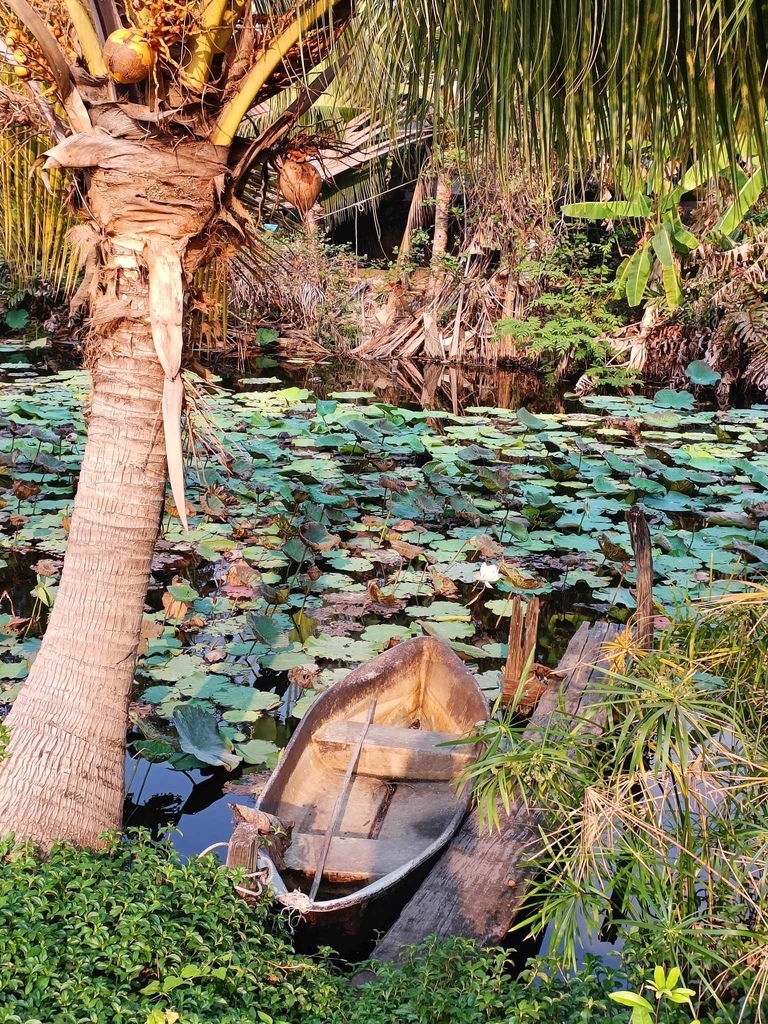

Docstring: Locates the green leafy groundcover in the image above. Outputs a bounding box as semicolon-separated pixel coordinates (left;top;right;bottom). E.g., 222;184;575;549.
0;832;732;1024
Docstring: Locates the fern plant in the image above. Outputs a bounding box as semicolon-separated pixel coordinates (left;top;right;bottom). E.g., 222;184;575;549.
495;245;624;377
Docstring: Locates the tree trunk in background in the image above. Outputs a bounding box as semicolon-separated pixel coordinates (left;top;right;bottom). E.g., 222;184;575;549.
0;253;167;849
420;170;453;357
427;170;452;300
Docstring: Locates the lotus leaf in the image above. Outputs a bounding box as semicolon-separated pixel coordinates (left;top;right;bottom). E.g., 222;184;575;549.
173;705;240;770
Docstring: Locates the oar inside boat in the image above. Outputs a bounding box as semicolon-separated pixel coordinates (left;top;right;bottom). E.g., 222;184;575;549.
308;698;377;901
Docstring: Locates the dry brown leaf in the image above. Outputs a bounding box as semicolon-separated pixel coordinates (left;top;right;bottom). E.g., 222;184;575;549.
221;584;258;601
2;616;29;634
361;514;385;528
429;567;459;598
226;559;260;587
288;663;321;689
32;558;60;577
12;480;40;501
472;534;504;559
162;590;189;621
390;539;425;561
392;519;417;532
140;616;165;640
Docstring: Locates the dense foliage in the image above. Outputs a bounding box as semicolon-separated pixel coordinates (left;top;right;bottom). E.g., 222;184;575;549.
0;833;340;1024
0;832;719;1024
466;589;768;1016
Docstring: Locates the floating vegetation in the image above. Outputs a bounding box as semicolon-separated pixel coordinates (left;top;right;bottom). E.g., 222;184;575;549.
3;350;768;775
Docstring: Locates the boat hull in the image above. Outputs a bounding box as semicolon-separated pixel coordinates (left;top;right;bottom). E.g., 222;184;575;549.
255;636;489;929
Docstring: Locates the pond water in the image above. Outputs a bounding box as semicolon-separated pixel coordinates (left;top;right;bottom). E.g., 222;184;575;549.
3;336;768;955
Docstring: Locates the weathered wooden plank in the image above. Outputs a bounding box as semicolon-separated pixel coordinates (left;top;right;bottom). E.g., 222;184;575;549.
315;721;475;780
502;596;541;707
369;621;619;962
627;506;654;652
285;833;429;883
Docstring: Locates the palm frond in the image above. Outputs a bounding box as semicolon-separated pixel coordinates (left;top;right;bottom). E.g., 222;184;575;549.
362;0;768;185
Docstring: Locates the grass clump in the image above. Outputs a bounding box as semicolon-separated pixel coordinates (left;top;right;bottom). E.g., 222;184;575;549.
465;587;768;1020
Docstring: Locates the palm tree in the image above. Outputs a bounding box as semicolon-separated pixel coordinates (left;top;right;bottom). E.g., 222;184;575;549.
0;0;350;848
376;0;768;182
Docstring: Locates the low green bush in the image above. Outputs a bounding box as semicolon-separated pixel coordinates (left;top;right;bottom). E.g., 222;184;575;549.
0;832;736;1024
347;947;629;1024
0;832;340;1024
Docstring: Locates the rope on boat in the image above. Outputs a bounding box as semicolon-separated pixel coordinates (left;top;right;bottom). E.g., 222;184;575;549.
198;841;230;859
195;841;309;909
277;889;314;932
279;890;313;913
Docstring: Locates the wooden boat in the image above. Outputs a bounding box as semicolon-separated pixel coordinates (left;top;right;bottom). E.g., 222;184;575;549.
229;637;488;932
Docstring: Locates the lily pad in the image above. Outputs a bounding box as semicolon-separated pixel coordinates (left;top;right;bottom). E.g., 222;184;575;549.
686;360;721;386
172;705;240;770
235;738;279;765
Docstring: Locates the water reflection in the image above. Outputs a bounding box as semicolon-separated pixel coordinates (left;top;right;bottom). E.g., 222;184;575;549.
123;752;247;858
266;358;563;415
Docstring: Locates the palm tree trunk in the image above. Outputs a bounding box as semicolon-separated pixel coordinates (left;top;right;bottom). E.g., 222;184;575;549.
431;171;452;264
0;251;167;849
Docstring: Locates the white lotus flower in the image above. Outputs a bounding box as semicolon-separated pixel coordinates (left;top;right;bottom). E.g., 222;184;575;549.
477;563;501;587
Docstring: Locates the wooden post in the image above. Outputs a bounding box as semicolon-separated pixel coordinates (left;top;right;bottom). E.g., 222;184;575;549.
502;596;540;706
626;506;654;653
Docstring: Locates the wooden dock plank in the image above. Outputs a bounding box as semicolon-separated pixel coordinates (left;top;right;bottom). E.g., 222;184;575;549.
369;621;619;962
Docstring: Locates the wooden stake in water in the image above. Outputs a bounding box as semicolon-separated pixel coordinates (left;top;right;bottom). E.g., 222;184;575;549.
308;698;377;903
627;506;654;653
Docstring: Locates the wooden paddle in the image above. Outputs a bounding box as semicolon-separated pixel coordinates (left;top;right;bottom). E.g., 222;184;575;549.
308;698;377;902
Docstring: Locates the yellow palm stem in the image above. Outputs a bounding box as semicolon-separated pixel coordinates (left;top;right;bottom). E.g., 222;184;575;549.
63;0;107;76
184;0;231;90
211;0;335;147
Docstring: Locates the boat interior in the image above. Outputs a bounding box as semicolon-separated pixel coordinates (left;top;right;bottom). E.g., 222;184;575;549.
259;640;487;900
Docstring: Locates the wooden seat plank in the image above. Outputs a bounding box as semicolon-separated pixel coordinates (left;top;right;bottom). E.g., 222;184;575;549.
314;721;475;781
284;833;429;884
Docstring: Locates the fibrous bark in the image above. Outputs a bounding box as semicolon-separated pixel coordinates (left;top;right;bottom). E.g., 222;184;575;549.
0;259;166;847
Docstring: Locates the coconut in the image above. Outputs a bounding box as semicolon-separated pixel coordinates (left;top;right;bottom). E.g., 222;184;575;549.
278;158;322;213
103;28;154;85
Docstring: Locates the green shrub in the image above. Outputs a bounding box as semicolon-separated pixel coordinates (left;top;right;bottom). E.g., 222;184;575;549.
0;832;340;1024
347;947;630;1024
0;832;741;1024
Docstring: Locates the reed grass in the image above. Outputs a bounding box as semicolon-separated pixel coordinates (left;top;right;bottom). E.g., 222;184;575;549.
464;590;768;1018
0;128;77;299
